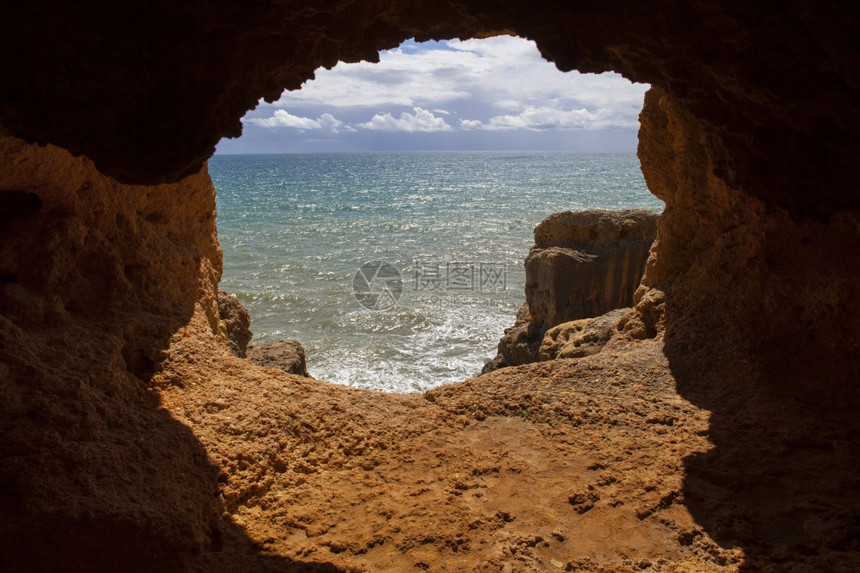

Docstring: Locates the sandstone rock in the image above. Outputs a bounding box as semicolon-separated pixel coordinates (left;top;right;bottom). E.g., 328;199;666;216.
526;209;658;328
216;292;313;376
246;340;311;378
631;85;860;407
487;210;657;371
482;303;542;372
217;290;252;358
539;308;630;361
0;134;226;569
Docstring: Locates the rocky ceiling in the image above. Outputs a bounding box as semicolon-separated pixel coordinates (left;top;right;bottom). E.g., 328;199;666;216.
1;1;858;218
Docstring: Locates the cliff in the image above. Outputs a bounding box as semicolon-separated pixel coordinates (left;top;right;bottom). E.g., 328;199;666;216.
527;210;658;328
1;2;859;572
486;209;657;371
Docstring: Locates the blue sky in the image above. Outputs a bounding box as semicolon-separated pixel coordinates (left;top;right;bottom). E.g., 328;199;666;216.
215;36;649;154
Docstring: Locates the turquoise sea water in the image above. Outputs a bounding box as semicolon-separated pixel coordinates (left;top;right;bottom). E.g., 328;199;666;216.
209;152;662;393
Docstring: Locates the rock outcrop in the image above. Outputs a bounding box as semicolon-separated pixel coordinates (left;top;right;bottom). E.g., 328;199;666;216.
623;86;860;406
217;290;252;358
539;308;631;361
482;303;540;372
1;2;859;572
486;209;658;370
216;290;311;376
527;210;658;327
246;340;312;378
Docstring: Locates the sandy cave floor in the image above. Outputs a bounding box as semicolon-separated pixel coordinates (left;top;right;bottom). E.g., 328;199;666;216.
155;335;859;572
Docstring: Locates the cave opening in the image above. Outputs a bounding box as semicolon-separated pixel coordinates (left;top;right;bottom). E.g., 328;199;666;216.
210;36;660;392
3;3;859;571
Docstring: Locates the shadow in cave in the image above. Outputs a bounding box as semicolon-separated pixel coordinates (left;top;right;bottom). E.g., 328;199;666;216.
0;395;346;573
0;147;345;573
663;303;860;570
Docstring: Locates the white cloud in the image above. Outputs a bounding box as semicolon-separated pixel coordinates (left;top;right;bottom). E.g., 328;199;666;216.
358;107;452;132
318;113;344;130
494;99;522;110
460;119;483;129
464;106;600;131
248;110;319;130
248;109;346;132
232;36;649;151
269;36;646;119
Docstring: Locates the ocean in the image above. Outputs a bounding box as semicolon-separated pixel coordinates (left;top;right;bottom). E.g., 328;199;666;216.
209;152;662;393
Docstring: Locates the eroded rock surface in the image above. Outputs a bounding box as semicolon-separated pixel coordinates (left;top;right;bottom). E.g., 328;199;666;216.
627;87;860;407
246;340;312;378
0;134;227;569
216;292;311;377
482;303;542;373
218;290;252;358
539;308;631;361
0;100;858;573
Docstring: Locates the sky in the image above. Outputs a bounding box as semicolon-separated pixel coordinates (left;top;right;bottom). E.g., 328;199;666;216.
215;36;649;155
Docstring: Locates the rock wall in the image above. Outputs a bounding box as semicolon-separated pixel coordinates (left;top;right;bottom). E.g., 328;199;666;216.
0;134;230;569
486;209;657;370
624;87;860;408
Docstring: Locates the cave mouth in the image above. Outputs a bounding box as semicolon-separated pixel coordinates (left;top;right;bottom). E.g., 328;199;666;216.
3;4;860;571
210;37;660;392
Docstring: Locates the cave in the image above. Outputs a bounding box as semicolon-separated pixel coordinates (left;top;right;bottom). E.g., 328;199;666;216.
1;2;858;572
